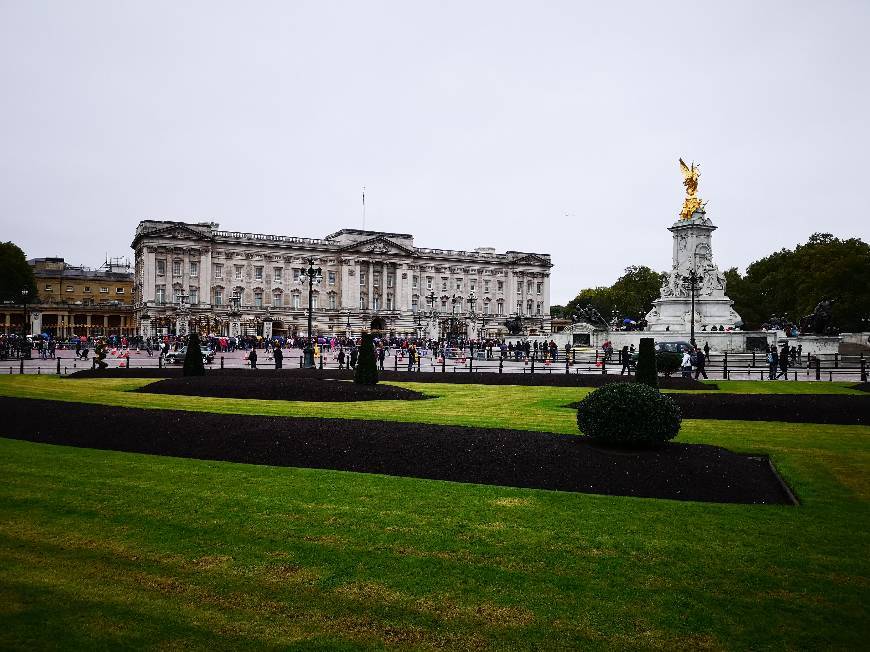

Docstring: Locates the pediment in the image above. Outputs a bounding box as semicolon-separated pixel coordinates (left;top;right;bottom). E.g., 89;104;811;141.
339;236;415;256
138;224;210;243
509;253;552;267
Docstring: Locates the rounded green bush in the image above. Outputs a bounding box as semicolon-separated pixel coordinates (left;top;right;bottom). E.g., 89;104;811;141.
576;382;681;445
655;351;682;377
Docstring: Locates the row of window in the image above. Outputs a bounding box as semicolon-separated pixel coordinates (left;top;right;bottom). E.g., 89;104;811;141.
44;284;122;294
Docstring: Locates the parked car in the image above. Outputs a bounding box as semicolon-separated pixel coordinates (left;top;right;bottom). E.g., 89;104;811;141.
655;341;693;354
165;346;215;365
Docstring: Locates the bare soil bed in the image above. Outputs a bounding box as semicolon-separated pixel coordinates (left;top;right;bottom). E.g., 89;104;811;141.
71;367;712;389
0;397;793;505
135;375;428;402
567;393;870;425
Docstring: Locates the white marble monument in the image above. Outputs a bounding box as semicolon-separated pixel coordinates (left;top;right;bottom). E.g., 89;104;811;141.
645;207;742;333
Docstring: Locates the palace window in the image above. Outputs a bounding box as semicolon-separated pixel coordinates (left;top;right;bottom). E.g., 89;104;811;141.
527;280;533;293
100;287;109;293
156;285;166;304
484;280;490;293
254;290;263;308
517;300;523;315
312;293;319;310
116;287;125;294
456;279;462;290
328;270;336;285
536;301;542;315
44;284;52;291
470;281;476;292
292;293;300;309
328;293;337;310
189;261;198;278
386;294;393;311
84;286;91;293
359;272;367;286
254;266;263;281
173;260;181;276
214;263;223;279
157;260;166;276
412;275;418;289
387;273;394;288
441;299;447;311
373;272;381;287
497;280;503;292
426;276;433;290
189;287;198;305
214;288;223;306
497;300;503;315
359;294;367;310
412;297;419;312
66;286;74;293
273;267;282;283
537;282;543;294
293;268;301;282
373;296;381;311
484;302;491;315
272;291;282;307
234;265;243;280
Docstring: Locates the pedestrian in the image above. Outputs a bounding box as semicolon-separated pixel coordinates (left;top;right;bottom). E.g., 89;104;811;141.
248;347;258;369
407;344;416;371
349;346;358;369
694;347;708;380
619;346;632;375
273;344;283;369
776;342;789;379
681;350;693;378
337;347;345;370
703;341;710;362
767;346;778;380
377;345;386;371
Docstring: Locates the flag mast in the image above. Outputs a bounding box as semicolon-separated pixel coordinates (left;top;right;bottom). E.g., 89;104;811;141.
362;186;366;230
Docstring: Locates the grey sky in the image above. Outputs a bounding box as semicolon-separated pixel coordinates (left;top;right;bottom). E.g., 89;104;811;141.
1;1;868;304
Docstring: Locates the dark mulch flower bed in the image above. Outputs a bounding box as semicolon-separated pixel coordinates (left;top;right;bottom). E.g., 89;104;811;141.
566;393;870;425
0;397;793;505
852;383;870;393
135;375;428;402
70;367;713;389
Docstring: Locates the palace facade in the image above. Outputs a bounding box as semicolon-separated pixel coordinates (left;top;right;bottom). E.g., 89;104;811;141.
132;221;553;339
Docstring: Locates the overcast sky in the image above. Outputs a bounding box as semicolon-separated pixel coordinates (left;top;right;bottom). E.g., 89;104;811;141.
1;1;868;304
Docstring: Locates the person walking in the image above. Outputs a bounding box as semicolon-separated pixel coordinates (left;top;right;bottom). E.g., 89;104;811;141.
620;345;631;375
681;350;693;378
337;347;345;370
349;346;358;369
776;342;789;379
273;344;283;369
248;347;258;370
694;346;708;380
377;345;386;371
767;346;778;380
703;341;710;363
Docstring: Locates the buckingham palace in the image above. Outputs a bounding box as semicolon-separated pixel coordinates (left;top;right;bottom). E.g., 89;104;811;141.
132;220;553;340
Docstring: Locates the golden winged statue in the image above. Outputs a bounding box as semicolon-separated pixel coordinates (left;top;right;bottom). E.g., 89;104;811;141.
678;158;703;220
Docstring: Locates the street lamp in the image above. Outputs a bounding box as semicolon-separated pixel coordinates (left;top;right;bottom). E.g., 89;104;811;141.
298;258;322;368
20;288;31;359
686;268;703;347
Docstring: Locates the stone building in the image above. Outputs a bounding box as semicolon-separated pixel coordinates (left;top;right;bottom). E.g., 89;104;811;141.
0;257;135;337
131;220;553;339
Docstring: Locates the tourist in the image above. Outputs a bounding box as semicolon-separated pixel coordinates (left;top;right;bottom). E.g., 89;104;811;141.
377;345;386;371
337;347;345;370
681;350;693;378
776;342;789;379
620;346;631;375
273;344;283;369
349;346;358;369
407;344;416;371
703;341;710;362
248;347;258;369
767;346;778;380
694;347;708;380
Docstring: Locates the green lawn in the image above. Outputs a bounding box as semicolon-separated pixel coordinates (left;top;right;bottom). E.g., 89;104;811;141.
0;376;868;649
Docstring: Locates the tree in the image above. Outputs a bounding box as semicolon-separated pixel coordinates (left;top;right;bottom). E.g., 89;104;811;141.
354;332;378;385
0;242;37;303
727;234;870;332
183;332;205;376
562;266;664;324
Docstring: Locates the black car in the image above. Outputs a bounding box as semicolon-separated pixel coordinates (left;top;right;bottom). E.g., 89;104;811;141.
164;346;215;365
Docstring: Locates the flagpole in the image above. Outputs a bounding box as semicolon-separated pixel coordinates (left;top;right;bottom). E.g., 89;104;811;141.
362;186;366;230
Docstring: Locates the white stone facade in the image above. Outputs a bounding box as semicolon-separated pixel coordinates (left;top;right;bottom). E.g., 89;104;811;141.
645;209;742;332
132;221;553;338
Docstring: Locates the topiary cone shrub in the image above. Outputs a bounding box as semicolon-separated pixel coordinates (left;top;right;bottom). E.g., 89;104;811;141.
354;332;379;385
183;332;205;377
635;337;657;389
576;382;681;445
655;351;682;377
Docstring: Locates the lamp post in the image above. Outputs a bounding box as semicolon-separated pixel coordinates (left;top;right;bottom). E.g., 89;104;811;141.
20;288;31;359
298;258;322;368
686;268;702;347
467;291;477;351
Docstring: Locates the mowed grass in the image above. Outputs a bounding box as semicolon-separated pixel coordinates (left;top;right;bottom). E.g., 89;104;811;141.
0;375;868;649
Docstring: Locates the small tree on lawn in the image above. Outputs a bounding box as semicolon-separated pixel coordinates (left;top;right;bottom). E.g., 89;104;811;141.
354;332;378;385
183;332;205;376
635;337;657;389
